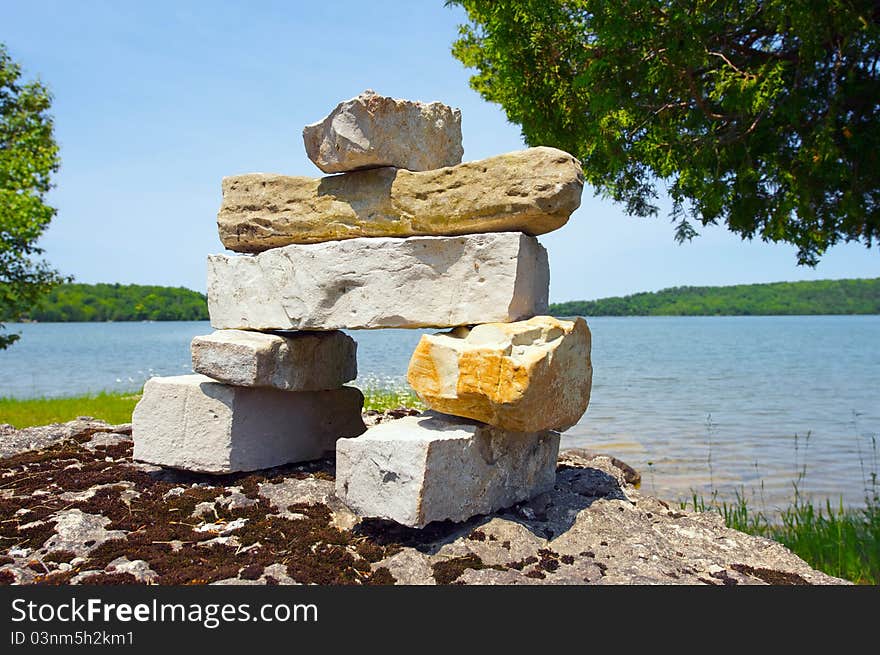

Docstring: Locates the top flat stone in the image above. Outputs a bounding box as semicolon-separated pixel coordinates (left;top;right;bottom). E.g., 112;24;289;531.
303;90;463;173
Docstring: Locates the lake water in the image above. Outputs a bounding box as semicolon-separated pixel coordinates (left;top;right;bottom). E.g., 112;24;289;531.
1;316;878;510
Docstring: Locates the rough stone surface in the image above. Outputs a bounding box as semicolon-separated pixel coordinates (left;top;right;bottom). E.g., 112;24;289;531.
408;316;592;432
191;329;357;390
0;418;129;459
302;89;463;174
43;509;127;556
0;419;849;586
105;557;159;583
207;232;549;330
217;147;583;252
132;375;365;473
335;411;560;528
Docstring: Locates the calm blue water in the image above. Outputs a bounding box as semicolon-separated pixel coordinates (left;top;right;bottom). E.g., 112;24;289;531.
1;317;878;509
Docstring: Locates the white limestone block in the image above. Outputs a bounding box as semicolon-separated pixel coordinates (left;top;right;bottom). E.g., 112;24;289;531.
132;374;365;473
335;411;560;528
191;329;357;390
207;232;549;330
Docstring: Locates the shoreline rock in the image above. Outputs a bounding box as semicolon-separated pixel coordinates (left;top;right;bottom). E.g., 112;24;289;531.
0;417;848;586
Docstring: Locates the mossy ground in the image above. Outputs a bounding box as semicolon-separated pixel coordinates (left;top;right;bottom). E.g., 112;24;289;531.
0;432;401;585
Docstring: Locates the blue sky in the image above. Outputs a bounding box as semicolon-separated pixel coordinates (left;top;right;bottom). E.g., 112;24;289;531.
4;0;877;302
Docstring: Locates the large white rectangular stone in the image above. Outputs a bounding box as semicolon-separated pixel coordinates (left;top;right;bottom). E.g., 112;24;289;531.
207;232;549;330
191;329;357;390
132;375;365;473
335;411;560;528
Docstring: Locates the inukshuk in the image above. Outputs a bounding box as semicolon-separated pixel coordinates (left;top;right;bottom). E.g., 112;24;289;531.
132;90;592;528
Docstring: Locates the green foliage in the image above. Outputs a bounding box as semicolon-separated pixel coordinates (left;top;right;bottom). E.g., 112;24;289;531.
21;283;209;322
551;277;880;316
449;1;880;264
0;44;65;348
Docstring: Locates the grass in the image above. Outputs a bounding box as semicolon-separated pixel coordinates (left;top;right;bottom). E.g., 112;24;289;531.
0;391;143;428
0;384;424;429
360;386;424;412
682;433;880;585
683;490;880;584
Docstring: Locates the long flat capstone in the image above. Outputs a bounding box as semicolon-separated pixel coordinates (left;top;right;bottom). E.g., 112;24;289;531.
216;147;583;252
335;411;560;528
132;375;365;474
207;232;549;330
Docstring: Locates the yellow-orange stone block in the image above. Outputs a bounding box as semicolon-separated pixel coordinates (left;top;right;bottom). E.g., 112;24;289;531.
406;316;592;432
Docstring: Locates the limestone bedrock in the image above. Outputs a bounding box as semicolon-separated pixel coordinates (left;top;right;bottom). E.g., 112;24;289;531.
407;316;592;432
302;89;463;174
132;375;365;474
216;147;583;252
207;232;549;330
335;411;560;528
191;329;356;391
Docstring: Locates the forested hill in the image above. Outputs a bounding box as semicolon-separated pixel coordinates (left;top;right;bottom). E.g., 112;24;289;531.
15;278;880;322
23;283;208;322
550;278;880;317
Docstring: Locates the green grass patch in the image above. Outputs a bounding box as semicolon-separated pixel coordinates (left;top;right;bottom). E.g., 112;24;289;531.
0;385;424;429
0;391;143;428
683;485;880;584
361;386;424;412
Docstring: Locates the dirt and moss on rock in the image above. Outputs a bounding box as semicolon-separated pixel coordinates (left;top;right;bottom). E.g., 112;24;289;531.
0;416;848;585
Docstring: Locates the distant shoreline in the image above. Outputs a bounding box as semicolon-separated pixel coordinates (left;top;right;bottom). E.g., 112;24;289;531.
11;278;880;322
9;314;880;326
550;278;880;317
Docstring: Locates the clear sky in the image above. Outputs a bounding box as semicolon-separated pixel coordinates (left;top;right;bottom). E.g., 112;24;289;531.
4;0;877;302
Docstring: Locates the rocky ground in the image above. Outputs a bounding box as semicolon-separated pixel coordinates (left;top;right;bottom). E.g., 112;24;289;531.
0;412;846;585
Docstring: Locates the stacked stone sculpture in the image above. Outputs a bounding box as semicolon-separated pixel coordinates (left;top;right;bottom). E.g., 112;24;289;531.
132;90;592;529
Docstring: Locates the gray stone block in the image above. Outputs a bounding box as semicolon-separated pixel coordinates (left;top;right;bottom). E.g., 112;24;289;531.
132;374;365;473
207;232;549;330
191;329;357;390
335;411;559;528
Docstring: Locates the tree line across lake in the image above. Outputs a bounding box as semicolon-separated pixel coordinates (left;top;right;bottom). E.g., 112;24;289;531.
551;278;880;317
16;278;880;323
22;283;209;322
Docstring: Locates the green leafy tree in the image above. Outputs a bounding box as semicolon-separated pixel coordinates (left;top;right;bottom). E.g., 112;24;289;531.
0;43;64;348
24;283;209;322
449;1;880;265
